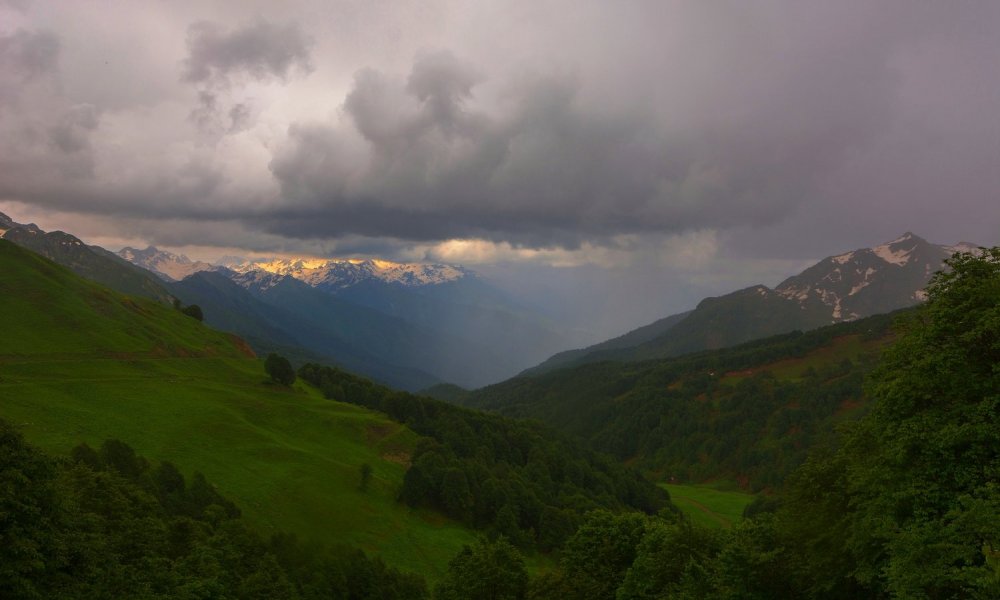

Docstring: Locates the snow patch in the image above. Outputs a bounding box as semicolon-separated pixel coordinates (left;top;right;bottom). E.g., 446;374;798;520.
831;251;854;264
872;242;913;266
230;257;469;289
848;267;878;296
118;246;215;281
776;284;811;302
231;269;285;291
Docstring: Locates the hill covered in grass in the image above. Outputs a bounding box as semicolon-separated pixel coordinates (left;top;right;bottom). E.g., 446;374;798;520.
0;239;475;578
0;238;672;579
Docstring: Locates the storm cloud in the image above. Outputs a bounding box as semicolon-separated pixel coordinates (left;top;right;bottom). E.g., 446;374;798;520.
263;4;910;249
0;0;998;260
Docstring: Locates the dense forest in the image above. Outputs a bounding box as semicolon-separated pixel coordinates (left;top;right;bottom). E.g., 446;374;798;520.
463;311;898;490
0;424;426;599
297;363;671;551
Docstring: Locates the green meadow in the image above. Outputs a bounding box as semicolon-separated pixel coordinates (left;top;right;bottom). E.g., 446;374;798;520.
660;482;755;529
0;240;475;579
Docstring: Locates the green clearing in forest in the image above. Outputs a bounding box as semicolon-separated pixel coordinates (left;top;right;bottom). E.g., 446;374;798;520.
660;483;755;529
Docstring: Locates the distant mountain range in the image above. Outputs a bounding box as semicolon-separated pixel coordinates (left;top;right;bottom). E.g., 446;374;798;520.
6;211;979;391
117;246;220;281
119;247;579;389
527;232;980;374
0;219;575;389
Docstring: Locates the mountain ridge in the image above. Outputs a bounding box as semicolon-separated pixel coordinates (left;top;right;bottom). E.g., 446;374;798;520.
527;232;981;374
0;212;175;304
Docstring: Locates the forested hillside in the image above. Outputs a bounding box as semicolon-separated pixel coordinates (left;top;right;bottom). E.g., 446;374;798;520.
467;311;897;490
439;247;1000;599
298;363;671;552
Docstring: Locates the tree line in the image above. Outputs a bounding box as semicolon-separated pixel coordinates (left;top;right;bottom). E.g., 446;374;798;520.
0;425;425;599
297;362;672;552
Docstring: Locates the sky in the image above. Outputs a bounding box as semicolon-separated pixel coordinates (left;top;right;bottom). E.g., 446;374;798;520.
2;1;999;339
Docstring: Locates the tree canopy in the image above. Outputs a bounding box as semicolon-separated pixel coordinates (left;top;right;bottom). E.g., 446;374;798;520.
265;353;296;386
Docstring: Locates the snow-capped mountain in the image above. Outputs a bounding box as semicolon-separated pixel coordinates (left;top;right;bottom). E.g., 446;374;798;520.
228;257;470;291
528;232;982;374
117;246;218;281
225;268;290;293
772;232;978;321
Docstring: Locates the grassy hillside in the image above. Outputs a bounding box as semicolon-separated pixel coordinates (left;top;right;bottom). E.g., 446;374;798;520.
3;224;175;304
0;240;474;578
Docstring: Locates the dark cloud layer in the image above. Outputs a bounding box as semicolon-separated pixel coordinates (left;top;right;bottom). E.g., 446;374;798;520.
265;18;899;248
0;1;998;260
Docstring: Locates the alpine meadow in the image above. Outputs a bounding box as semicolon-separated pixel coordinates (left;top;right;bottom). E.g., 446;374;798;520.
2;2;1000;599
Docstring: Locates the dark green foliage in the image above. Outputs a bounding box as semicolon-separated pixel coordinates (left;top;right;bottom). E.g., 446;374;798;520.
841;248;1000;597
558;510;650;599
468;313;896;489
359;462;373;491
617;518;724;600
0;420;427;599
434;536;528;600
265;352;296;385
298;363;671;551
525;249;1000;599
180;303;203;321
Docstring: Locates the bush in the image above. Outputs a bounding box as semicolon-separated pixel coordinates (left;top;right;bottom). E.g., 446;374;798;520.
180;304;204;321
265;353;296;386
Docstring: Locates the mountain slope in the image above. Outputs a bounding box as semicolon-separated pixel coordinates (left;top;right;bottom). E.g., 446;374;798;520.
110;247;581;387
0;211;174;304
228;256;582;384
0;238;475;576
529;233;977;372
0;238;671;576
168;270;445;390
464;311;900;490
526;310;693;375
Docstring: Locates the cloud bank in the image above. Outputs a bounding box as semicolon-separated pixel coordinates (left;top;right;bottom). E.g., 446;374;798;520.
0;1;997;264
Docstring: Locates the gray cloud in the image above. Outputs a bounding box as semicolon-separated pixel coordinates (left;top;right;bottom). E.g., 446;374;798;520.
265;31;894;248
0;0;29;10
48;103;99;153
0;28;59;107
182;19;313;135
0;1;998;263
182;19;314;85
